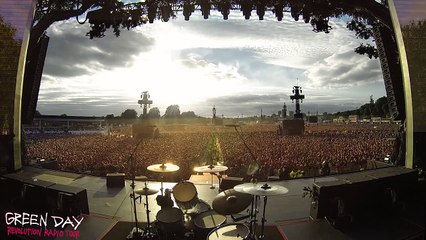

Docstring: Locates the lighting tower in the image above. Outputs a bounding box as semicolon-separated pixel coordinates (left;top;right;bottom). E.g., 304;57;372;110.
290;86;305;119
138;91;153;118
212;105;216;119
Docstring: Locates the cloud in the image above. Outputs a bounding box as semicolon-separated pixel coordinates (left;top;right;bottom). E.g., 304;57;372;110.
43;20;155;78
37;10;386;116
304;46;383;88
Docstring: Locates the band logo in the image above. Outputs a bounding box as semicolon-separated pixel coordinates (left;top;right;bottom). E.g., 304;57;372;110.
5;212;84;238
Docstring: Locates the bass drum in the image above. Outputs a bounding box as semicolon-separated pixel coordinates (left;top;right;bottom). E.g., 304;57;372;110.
194;210;226;240
207;223;250;240
156;207;184;234
173;181;198;210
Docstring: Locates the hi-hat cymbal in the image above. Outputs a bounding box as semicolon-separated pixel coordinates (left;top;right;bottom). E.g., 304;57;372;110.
194;165;228;173
147;163;180;173
212;189;252;215
135;187;159;196
234;182;289;196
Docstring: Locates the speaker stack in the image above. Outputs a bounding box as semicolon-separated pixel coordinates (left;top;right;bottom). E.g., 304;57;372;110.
310;167;418;226
0;172;89;217
47;184;90;217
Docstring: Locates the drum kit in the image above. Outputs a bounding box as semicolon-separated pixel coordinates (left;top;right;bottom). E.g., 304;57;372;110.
127;162;288;240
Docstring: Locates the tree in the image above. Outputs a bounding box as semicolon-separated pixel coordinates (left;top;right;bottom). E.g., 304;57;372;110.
121;109;137;119
148;107;160;119
28;0;393;61
163;105;180;118
0;16;21;133
375;96;389;117
202;134;225;166
181;111;197;118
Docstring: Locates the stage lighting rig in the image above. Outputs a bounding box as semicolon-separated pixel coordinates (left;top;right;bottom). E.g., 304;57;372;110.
290;86;305;119
240;0;253;20
138;91;153;118
183;0;195;20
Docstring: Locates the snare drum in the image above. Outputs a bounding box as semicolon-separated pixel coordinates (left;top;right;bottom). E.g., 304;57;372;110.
156;207;184;233
207;223;250;240
194;210;227;240
188;199;211;215
173;181;198;210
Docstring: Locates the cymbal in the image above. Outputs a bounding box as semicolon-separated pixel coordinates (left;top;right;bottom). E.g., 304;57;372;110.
147;163;180;173
135;187;159;196
193;165;228;173
212;189;252;215
134;175;148;181
234;182;289;196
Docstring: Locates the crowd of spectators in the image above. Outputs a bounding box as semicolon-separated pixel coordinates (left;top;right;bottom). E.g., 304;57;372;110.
25;123;400;181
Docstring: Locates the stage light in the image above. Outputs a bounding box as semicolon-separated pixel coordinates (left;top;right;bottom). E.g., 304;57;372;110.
218;0;231;20
183;0;194;21
274;4;284;21
256;0;265;20
302;7;311;23
199;0;211;19
160;3;172;22
241;0;253;20
290;2;302;21
147;0;158;23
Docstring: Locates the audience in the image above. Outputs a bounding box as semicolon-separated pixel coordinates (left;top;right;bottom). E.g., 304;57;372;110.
25;123;399;181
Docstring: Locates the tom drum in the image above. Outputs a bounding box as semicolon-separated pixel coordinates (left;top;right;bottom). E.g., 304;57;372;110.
207;223;250;240
194;210;227;240
173;181;198;210
156;207;184;234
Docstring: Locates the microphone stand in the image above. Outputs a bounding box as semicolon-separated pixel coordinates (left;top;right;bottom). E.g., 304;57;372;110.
232;126;259;168
230;125;260;239
126;137;145;240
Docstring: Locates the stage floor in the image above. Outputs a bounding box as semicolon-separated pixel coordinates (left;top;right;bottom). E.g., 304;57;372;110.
2;166;424;240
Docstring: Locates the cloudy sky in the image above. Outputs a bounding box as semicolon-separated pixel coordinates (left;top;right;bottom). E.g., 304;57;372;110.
1;1;424;118
36;10;389;118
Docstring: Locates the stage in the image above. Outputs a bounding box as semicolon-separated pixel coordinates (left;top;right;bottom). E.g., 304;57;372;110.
1;166;424;240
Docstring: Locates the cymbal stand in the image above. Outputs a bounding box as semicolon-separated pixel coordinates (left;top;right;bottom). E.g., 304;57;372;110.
160;164;166;195
127;178;143;240
259;196;268;239
127;137;145;240
142;183;158;239
248;195;259;240
259;183;271;239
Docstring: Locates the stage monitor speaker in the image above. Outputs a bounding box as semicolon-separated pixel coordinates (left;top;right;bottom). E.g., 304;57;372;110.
38;159;59;170
311;168;418;222
21;178;55;213
0;176;22;208
1;172;32;205
47;184;89;217
0;135;14;173
106;173;125;188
